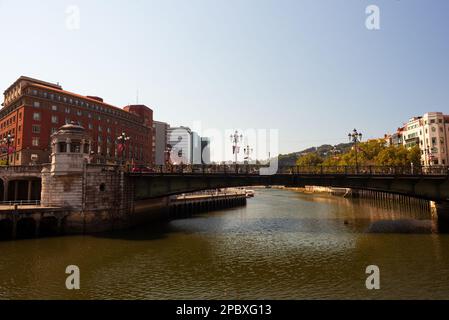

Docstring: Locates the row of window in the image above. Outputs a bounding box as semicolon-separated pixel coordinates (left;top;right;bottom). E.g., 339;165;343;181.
29;87;140;124
32;109;148;143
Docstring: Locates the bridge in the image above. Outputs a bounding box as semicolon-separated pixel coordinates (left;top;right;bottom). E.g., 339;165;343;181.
131;165;449;202
1;163;449;239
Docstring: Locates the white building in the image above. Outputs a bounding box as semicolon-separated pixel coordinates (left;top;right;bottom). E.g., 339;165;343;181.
167;126;193;164
201;137;211;165
167;126;211;165
401;112;449;166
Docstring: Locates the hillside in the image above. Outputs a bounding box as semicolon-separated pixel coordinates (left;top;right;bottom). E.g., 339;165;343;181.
278;143;353;167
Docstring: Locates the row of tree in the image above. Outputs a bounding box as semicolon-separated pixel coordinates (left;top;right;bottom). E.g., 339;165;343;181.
296;139;421;167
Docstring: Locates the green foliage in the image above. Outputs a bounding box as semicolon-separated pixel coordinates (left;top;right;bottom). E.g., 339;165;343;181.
296;152;323;166
295;139;421;167
374;145;421;166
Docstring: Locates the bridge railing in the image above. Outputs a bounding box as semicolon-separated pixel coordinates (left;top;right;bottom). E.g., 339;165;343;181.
130;164;449;176
0;165;43;173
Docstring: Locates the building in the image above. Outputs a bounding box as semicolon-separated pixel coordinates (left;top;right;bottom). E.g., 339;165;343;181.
1;76;154;165
153;121;169;165
166;126;211;165
201;137;211;164
398;112;449;166
192;131;202;165
167;126;193;165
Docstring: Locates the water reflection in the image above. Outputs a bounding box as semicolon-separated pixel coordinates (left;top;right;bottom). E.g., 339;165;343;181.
0;189;449;300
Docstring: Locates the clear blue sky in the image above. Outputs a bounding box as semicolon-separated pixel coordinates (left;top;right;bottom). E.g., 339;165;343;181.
1;0;448;157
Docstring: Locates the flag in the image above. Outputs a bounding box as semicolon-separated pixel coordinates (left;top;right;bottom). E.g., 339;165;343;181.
117;144;125;155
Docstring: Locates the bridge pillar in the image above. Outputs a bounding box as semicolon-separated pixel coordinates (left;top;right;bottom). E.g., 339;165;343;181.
435;201;449;222
14;180;19;201
27;180;32;201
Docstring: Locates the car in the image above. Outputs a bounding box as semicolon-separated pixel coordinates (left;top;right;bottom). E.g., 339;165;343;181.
131;166;154;173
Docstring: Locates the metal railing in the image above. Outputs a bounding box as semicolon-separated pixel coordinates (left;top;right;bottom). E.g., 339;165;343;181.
0;200;41;206
129;164;449;176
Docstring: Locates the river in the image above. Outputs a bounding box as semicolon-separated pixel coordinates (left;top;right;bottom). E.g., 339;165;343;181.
1;188;448;300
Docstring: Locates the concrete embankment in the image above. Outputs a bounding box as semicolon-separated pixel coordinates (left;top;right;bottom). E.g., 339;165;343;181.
0;189;249;240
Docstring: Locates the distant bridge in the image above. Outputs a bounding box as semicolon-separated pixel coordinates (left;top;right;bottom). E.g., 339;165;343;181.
131;165;449;203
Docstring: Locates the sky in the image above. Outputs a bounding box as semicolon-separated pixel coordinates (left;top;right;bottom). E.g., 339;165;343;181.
0;0;448;161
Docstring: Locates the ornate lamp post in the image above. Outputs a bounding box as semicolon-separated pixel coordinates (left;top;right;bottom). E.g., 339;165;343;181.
3;133;14;166
230;130;243;164
164;144;173;165
348;129;362;173
117;132;130;165
243;145;253;164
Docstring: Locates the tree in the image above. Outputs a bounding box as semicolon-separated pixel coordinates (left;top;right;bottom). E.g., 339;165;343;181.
374;145;421;167
296;153;323;166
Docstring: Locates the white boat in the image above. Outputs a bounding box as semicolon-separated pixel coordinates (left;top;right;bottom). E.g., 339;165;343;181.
245;190;255;198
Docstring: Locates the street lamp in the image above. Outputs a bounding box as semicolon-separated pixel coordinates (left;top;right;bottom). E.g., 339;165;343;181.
230;130;243;164
243;145;253;164
348;129;362;173
3;133;14;166
164;144;173;165
117;132;130;165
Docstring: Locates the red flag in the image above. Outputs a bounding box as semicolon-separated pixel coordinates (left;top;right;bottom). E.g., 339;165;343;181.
117;144;124;154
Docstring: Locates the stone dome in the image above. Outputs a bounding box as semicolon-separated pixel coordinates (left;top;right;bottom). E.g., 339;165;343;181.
57;122;86;133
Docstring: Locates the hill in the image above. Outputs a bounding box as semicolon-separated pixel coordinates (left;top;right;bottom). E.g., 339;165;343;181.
278;143;353;167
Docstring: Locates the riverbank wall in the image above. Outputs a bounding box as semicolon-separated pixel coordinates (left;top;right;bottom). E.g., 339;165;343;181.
0;189;248;240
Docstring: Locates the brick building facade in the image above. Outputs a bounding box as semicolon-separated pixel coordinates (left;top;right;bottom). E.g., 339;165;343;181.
1;76;154;165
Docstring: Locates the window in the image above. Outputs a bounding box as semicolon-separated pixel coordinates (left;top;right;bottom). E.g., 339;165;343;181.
33;112;41;121
51;115;58;124
77;110;82;116
65;107;70;114
32;125;41;133
58;142;67;153
52;105;58;111
65;118;71;124
88;123;93;130
32;137;40;147
98;126;102;132
51;128;58;134
71;141;81;153
33;101;40;108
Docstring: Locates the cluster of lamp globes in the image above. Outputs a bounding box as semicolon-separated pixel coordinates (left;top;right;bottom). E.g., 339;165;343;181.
230;130;253;160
